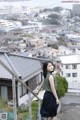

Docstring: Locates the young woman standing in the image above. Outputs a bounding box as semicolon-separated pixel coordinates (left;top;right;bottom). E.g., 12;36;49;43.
37;61;59;120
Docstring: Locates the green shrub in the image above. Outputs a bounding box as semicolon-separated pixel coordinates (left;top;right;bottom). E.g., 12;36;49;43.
55;73;68;98
63;77;68;93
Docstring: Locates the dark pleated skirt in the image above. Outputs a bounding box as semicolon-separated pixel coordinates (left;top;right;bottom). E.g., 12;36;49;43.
40;91;58;117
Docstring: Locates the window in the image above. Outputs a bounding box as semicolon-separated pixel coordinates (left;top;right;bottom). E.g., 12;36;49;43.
26;81;28;93
19;84;27;97
19;84;23;97
72;73;77;77
36;74;41;85
1;86;8;100
66;73;71;77
65;65;70;69
72;64;77;69
23;86;27;95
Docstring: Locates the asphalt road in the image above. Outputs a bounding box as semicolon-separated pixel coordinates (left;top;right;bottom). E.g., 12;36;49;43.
57;93;80;120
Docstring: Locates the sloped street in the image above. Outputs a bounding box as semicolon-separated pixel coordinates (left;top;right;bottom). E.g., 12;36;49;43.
58;93;80;120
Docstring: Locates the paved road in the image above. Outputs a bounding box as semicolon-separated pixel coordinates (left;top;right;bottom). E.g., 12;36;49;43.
57;93;80;120
58;106;80;120
61;93;80;106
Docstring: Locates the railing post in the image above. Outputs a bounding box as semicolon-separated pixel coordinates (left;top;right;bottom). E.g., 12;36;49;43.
29;91;32;120
38;100;41;120
12;75;17;120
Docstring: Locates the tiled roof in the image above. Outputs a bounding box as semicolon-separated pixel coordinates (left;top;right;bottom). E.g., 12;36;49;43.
0;52;42;80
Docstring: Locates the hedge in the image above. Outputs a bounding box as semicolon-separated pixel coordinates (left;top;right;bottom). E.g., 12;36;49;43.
55;73;68;98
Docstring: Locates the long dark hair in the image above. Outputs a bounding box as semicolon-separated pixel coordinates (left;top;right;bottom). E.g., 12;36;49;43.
43;61;55;78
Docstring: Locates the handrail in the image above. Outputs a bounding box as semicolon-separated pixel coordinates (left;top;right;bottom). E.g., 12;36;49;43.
0;58;41;120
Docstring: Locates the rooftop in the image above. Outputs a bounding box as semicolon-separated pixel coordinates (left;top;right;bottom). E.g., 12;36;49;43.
59;54;80;64
0;52;42;80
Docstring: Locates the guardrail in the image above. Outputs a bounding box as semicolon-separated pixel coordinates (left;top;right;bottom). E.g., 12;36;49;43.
0;57;41;120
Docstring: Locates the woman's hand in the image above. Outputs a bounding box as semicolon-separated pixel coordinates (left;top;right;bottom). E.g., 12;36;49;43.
34;89;39;95
56;98;60;104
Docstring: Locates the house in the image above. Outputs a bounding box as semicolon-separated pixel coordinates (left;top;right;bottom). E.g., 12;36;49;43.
59;54;80;93
0;52;42;106
65;34;80;52
29;37;45;49
58;46;72;55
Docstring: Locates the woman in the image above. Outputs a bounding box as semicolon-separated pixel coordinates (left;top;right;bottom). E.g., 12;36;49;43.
37;61;59;120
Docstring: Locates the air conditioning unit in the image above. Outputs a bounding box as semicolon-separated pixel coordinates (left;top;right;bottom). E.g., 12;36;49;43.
0;113;7;120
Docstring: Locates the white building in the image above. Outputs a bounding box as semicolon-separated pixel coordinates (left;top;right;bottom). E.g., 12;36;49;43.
72;4;80;16
60;9;71;18
0;19;22;31
59;55;80;93
65;34;80;41
28;21;42;29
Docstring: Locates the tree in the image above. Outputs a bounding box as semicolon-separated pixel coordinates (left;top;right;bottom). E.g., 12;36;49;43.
43;13;61;25
55;73;68;98
53;7;63;12
57;36;68;46
48;43;58;49
48;14;61;19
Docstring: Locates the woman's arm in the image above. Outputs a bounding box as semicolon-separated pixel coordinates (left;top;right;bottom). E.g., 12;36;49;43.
34;80;44;95
49;75;59;104
37;80;44;93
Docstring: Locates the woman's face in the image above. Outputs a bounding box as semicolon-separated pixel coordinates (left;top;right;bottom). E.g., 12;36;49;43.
47;62;54;72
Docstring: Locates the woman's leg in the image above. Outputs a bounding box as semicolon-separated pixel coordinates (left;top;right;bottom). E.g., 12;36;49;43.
51;116;58;120
51;116;60;120
47;117;52;120
41;117;51;120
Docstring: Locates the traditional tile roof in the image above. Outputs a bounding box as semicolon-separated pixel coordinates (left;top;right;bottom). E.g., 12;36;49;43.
0;52;42;80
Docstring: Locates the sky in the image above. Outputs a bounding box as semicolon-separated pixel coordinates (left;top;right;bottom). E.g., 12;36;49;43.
0;0;80;9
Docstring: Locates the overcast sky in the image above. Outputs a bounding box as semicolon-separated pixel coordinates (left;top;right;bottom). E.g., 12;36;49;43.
0;0;80;9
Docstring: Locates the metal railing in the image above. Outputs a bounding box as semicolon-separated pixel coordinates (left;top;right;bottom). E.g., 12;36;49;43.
0;58;41;120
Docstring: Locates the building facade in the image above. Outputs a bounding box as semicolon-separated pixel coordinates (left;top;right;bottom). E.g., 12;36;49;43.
59;55;80;93
72;4;80;16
